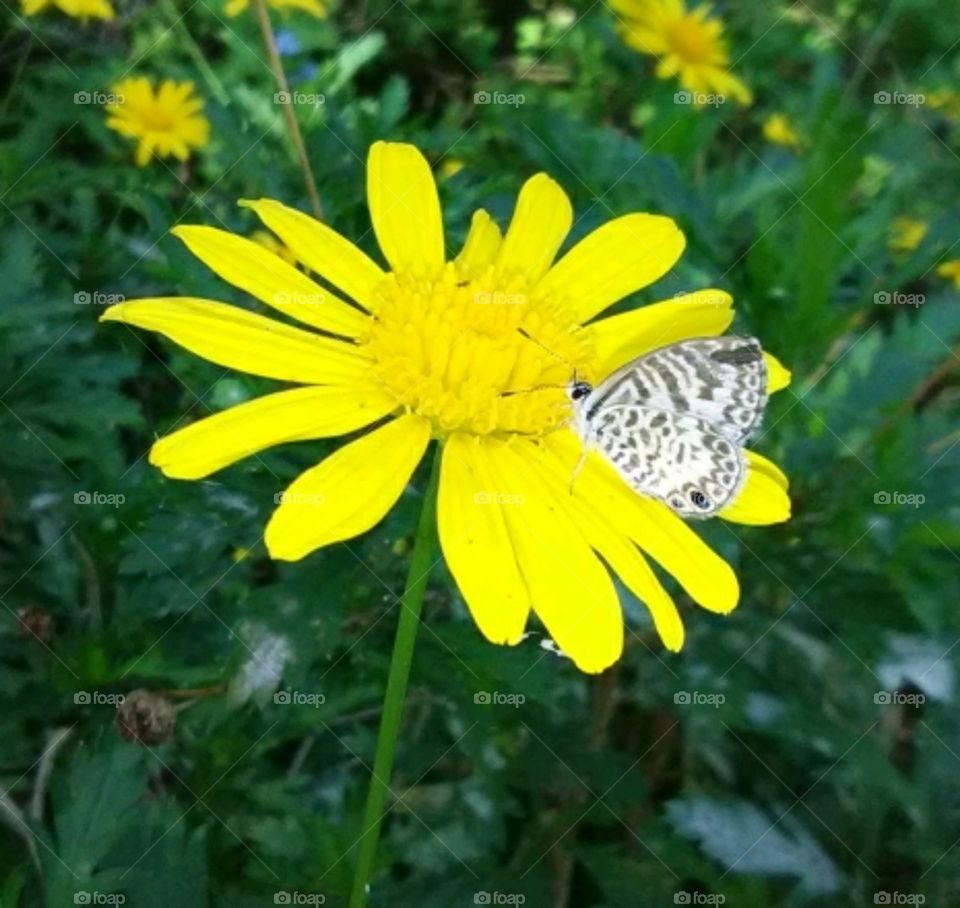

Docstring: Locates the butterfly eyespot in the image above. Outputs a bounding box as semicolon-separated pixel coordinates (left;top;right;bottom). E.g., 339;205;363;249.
690;490;711;510
671;496;685;509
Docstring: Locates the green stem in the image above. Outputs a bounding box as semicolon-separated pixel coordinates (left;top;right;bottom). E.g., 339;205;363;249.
252;0;325;221
348;445;442;908
162;0;230;107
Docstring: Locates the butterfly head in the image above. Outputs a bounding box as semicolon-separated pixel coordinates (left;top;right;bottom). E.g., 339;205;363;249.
566;377;593;403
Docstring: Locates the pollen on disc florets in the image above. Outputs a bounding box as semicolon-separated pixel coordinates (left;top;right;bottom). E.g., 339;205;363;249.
361;262;595;437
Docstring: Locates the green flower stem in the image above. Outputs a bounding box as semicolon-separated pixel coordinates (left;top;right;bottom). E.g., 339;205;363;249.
252;0;325;221
162;0;230;107
348;445;443;908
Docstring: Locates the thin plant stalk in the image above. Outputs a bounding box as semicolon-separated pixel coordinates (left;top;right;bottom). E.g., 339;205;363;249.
348;445;443;907
252;0;325;221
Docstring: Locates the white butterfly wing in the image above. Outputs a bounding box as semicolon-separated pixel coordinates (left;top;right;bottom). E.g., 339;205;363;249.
576;337;767;517
585;337;767;445
586;404;747;517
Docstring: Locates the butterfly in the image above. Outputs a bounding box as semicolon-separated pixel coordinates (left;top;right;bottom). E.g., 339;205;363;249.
567;337;768;518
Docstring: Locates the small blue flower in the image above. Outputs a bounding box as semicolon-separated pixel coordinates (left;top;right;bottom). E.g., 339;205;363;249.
275;29;301;57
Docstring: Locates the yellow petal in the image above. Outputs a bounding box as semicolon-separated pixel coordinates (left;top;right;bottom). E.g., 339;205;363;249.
455;209;502;277
171;226;369;338
545;430;739;614
719;452;792;525
240;199;386;312
266;415;431;560
535;443;684;651
150;386;399;480
537;213;686;324
437;435;530;645
585;291;734;378
101;298;370;385
765;352;791;393
495;174;573;283
367;141;444;276
745;450;789;490
487;439;623;673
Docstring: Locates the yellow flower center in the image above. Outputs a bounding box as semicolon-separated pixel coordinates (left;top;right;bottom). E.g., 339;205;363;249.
666;14;717;64
361;263;595;437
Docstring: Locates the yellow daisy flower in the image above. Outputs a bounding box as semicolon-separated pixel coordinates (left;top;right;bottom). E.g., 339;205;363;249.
889;217;928;255
105;78;210;168
611;0;752;105
936;260;960;289
20;0;113;18
762;113;802;150
102;141;791;673
225;0;329;16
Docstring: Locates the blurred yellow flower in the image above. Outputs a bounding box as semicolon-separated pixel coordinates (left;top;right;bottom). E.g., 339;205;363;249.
225;0;329;16
762;113;802;150
21;0;113;18
611;0;752;105
889;217;928;255
102;140;791;673
936;260;960;289
441;158;465;178
928;88;960;120
105;78;210;168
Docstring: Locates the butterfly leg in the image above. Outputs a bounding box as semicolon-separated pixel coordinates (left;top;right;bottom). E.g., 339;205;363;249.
569;448;588;496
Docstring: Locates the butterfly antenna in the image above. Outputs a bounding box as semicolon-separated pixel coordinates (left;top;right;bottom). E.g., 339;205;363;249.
517;327;575;367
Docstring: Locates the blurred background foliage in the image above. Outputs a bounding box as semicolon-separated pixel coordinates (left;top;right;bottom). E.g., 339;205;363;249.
1;0;960;905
